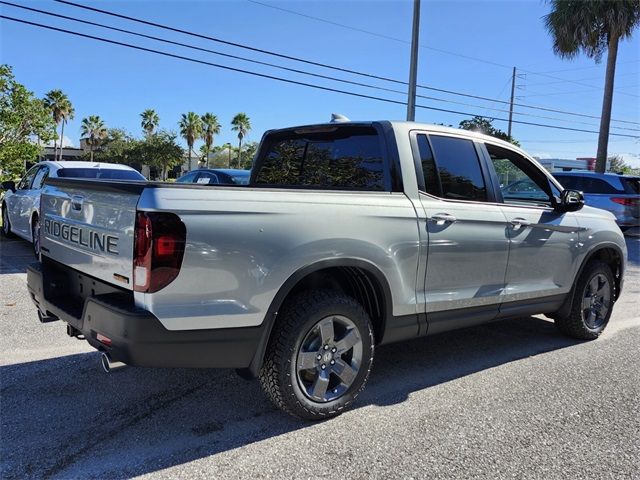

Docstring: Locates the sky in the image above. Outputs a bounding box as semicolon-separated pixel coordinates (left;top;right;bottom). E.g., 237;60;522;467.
1;0;639;166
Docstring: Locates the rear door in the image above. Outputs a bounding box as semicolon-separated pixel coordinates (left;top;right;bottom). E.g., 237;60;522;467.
482;143;580;312
40;178;143;289
412;132;510;333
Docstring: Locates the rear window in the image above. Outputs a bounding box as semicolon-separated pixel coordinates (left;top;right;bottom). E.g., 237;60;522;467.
231;174;250;185
57;168;144;180
254;126;386;190
621;177;639;194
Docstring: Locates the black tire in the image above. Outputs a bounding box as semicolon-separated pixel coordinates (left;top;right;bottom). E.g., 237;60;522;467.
259;290;374;420
31;215;40;259
1;203;14;238
555;260;615;340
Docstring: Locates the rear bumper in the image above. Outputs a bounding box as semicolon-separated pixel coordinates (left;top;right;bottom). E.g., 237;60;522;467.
27;262;262;369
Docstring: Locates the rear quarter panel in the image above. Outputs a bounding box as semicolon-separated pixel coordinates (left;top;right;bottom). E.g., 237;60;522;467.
138;187;421;331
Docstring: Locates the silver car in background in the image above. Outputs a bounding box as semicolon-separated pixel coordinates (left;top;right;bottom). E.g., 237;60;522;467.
1;161;145;256
552;172;640;231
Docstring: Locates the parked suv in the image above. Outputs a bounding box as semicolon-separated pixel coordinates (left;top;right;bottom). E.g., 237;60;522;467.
27;122;626;420
552;172;639;230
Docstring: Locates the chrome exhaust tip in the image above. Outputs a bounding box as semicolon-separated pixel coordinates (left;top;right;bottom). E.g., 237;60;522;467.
100;352;126;373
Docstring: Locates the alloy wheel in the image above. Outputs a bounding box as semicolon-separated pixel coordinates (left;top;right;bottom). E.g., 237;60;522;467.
296;315;363;403
581;273;611;329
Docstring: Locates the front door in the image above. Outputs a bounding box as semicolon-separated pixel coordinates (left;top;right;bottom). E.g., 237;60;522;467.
482;142;581;315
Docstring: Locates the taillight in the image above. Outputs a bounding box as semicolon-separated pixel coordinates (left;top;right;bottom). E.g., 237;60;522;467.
133;211;186;293
611;197;638;207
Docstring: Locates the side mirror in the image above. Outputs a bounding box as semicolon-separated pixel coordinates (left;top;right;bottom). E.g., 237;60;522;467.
1;181;16;193
556;189;584;212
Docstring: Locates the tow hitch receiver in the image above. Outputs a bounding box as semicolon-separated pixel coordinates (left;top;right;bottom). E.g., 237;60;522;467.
66;324;84;340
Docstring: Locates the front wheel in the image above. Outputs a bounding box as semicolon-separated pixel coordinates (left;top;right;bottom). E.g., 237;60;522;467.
259;290;374;420
1;204;14;238
555;261;615;340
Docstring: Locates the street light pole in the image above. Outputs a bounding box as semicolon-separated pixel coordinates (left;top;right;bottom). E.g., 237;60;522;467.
406;0;421;121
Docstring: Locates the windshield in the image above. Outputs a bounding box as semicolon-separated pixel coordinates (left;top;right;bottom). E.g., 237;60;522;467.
57;168;145;180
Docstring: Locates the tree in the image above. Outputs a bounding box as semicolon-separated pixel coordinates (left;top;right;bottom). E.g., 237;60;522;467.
134;130;184;180
607;155;634;174
231;113;251;168
201;113;221;168
0;65;55;181
459;116;520;146
43;89;73;161
179;112;202;171
239;141;258;169
544;1;640;173
91;128;136;165
80;115;107;162
140;109;159;137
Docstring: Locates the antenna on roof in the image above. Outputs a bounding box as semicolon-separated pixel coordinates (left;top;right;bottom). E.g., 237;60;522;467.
330;113;350;123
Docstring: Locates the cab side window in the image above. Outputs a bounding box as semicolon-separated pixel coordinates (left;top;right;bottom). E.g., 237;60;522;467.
486;143;553;207
31;166;50;190
429;135;487;201
17;166;40;190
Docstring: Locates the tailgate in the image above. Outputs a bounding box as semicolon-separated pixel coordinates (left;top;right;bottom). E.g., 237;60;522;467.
40;178;145;290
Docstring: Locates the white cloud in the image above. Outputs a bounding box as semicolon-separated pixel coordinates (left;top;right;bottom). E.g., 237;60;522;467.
530;152;553;159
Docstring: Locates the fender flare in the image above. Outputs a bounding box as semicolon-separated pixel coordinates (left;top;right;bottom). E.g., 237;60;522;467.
554;241;626;319
247;258;393;376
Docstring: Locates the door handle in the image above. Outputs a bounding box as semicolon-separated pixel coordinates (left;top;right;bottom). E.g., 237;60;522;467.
429;213;457;225
510;217;531;229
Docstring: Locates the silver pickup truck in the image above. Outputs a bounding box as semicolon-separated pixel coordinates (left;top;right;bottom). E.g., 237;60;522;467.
27;121;627;420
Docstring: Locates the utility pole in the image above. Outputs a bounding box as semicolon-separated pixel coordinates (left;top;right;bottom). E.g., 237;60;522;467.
406;0;421;121
507;66;516;138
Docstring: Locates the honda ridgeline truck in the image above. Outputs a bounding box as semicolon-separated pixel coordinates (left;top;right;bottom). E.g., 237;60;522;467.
26;121;627;420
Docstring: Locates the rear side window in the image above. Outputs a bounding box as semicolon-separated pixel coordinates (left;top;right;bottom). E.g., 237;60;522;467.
429;135;487;201
58;168;144;180
254;126;386;190
621;177;639;194
416;134;440;196
578;177;622;194
553;175;583;191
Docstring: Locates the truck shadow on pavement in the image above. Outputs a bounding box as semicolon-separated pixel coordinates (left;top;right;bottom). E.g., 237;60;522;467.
0;315;583;479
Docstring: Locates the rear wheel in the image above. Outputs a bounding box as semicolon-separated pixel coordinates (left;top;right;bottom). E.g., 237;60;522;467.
259;290;374;420
555;261;615;340
1;204;14;238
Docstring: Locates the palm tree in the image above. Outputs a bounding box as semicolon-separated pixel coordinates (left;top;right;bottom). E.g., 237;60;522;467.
44;90;73;161
140;109;160;137
57;103;75;161
80;115;107;162
224;143;233;168
201;113;221;168
231;113;251;168
179;112;203;171
544;1;640;173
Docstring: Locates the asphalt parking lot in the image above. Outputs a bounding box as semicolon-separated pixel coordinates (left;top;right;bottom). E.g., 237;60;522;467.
1;235;639;479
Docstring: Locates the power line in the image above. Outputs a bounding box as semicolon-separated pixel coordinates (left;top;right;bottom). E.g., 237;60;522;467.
248;0;637;98
53;0;640;126
532;60;639;74
520;68;639;98
6;2;628;130
3;14;639;139
247;0;513;69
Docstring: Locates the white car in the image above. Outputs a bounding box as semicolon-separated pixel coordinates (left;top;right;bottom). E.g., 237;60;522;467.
1;161;145;256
